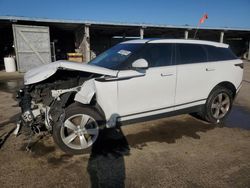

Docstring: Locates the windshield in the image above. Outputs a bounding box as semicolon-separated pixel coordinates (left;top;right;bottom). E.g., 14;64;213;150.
89;43;144;70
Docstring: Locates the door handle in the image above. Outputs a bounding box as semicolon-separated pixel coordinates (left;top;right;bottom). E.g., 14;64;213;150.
206;68;215;71
161;73;173;77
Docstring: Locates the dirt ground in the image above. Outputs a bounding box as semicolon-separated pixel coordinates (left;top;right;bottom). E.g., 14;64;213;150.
0;63;250;188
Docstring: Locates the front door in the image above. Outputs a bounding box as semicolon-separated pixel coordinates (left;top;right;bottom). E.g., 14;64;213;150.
117;43;176;120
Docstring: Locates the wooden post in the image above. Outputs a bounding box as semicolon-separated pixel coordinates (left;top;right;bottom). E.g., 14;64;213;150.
75;24;91;62
84;25;90;62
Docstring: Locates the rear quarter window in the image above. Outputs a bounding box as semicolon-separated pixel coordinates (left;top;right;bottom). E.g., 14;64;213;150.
204;45;238;62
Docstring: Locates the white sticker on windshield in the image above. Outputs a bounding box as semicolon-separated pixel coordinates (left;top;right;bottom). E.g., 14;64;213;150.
118;50;131;56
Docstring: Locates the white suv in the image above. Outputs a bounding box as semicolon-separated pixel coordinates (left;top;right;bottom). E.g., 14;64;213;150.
17;39;243;154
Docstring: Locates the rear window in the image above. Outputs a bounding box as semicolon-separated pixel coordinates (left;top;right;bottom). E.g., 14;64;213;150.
204;45;237;62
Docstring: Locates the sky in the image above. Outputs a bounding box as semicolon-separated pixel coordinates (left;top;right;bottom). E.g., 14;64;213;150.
0;0;250;28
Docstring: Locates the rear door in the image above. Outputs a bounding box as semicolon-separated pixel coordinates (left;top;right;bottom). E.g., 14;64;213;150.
175;43;210;109
204;45;243;88
13;24;51;72
117;43;176;119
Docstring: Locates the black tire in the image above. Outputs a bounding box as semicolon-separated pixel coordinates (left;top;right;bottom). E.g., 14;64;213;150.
202;86;233;124
53;103;104;155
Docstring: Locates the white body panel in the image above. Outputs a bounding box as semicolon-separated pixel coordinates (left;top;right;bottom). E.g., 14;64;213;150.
24;60;118;85
94;79;118;121
175;59;243;106
117;66;176;116
148;39;229;48
175;63;209;105
124;39;228;48
92;66;177;122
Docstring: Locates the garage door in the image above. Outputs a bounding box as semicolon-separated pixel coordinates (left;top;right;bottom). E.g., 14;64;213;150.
13;24;51;72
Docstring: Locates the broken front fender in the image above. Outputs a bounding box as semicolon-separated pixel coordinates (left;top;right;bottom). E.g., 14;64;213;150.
74;79;96;104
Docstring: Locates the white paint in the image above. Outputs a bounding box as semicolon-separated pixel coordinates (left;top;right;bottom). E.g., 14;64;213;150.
51;87;80;99
123;38;229;48
132;58;148;69
94;77;118;120
149;39;229;48
116;65;176;117
175;59;243;106
74;79;96;104
118;99;206;122
24;60;118;85
122;39;149;44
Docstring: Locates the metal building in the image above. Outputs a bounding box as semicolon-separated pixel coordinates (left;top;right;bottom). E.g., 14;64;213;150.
0;16;250;72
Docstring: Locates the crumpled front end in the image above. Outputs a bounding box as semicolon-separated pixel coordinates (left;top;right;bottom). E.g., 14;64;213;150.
16;86;49;134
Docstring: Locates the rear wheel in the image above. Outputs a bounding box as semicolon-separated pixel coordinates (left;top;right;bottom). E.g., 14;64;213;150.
203;86;233;124
53;103;104;155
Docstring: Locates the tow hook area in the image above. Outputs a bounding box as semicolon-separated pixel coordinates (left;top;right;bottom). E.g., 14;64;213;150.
13;110;33;137
22;110;34;123
14;109;36;136
14;110;40;134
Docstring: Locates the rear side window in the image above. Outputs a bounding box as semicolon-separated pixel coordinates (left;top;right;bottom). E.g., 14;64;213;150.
131;43;173;67
176;44;207;65
204;45;237;61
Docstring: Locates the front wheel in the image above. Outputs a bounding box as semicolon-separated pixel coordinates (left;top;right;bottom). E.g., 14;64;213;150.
203;86;233;124
53;103;103;155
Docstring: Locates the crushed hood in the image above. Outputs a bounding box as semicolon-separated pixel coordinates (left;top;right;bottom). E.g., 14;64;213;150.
24;60;118;85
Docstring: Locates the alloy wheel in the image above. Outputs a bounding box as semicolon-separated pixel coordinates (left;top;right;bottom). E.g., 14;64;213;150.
60;114;99;150
211;93;231;120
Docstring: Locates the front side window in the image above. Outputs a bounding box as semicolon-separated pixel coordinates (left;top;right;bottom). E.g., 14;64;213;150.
128;43;173;68
89;43;144;70
176;44;207;65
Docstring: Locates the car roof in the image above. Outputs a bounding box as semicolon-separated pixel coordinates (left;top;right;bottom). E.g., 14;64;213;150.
122;39;229;48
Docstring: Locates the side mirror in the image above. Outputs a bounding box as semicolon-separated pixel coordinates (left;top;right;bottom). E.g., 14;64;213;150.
132;59;148;69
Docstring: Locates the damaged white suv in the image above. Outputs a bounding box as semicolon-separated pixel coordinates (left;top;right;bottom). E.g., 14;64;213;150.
17;39;243;154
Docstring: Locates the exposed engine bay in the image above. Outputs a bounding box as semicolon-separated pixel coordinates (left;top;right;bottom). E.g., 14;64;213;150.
16;69;99;135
